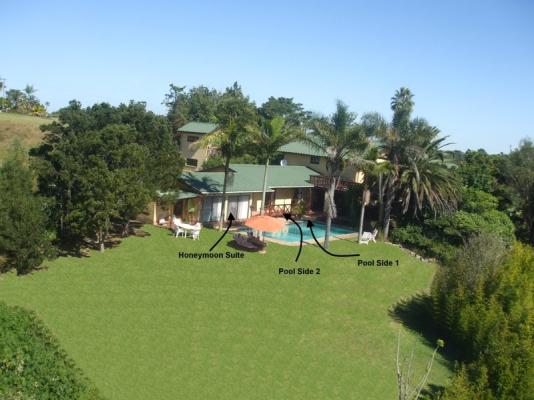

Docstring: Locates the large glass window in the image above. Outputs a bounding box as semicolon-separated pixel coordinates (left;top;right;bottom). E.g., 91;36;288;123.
201;196;222;222
228;195;250;220
202;195;249;222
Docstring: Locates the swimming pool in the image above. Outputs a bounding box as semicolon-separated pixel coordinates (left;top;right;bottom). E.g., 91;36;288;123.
242;220;356;243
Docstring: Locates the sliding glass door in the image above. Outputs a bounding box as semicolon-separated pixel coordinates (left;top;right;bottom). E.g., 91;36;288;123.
228;195;250;220
201;196;223;222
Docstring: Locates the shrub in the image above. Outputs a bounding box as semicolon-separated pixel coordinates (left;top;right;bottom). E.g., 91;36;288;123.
0;302;104;399
460;188;498;213
390;224;455;261
432;242;534;399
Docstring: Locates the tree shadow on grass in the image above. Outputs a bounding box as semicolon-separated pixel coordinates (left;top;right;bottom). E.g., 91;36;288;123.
389;293;459;399
56;221;150;258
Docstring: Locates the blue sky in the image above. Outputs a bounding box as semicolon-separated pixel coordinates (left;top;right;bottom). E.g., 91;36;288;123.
3;0;533;153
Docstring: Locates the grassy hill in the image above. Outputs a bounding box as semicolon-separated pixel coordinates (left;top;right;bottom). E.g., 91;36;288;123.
0;112;49;160
0;225;451;399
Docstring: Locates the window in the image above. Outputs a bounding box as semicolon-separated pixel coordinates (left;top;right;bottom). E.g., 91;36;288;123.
186;158;198;167
310;155;320;165
201;196;222;222
187;135;199;143
228;195;250;220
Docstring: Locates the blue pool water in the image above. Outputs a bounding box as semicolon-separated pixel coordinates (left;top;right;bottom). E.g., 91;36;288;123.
242;220;355;243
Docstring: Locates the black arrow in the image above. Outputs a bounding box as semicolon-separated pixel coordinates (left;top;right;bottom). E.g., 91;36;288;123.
283;213;303;262
209;213;235;251
306;220;360;257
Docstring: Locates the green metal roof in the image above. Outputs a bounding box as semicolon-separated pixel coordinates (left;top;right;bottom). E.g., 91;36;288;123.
156;190;200;200
279;141;328;157
178;122;219;134
180;164;319;194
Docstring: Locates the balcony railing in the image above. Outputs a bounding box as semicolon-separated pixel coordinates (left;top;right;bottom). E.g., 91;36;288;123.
264;203;293;217
309;175;357;191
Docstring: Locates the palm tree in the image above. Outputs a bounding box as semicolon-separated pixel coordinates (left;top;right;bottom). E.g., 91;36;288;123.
0;77;6;111
307;101;370;248
199;83;257;230
254;116;302;215
362;88;458;240
23;84;37;113
0;77;5;93
356;145;380;242
199;119;253;229
399;136;459;217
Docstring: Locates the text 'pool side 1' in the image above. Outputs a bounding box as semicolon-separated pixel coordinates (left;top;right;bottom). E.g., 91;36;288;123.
278;260;400;275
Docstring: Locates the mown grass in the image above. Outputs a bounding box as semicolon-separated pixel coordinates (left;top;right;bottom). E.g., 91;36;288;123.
0;112;50;159
0;225;451;399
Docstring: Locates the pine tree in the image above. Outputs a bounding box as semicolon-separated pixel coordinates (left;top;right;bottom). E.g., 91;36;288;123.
0;144;54;274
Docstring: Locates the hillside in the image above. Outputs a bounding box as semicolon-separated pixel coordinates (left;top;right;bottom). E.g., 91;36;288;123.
0;112;49;160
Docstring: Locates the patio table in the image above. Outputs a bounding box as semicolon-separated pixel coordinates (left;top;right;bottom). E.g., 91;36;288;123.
177;222;197;237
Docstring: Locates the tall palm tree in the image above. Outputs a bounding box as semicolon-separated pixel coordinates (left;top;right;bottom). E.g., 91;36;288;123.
399;136;458;217
307;101;370;248
199;119;254;229
0;77;6;111
254;116;302;215
362;88;458;240
0;77;5;93
199;83;257;230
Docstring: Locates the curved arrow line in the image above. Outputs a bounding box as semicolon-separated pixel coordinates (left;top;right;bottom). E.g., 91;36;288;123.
308;224;360;258
209;214;235;251
284;213;303;262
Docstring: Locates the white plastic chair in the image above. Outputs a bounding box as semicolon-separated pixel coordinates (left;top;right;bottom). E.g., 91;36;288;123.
359;229;378;244
191;223;202;240
172;217;185;238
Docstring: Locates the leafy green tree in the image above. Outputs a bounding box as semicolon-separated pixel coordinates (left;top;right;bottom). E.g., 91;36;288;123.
458;149;497;193
307;101;370;248
32;101;181;249
0;144;54;274
253;116;303;215
5;89;24;112
163;84;220;131
502;139;534;244
200;82;258;229
258;96;310;125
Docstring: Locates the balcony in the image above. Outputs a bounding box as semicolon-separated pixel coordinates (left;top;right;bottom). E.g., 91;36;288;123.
309;175;357;191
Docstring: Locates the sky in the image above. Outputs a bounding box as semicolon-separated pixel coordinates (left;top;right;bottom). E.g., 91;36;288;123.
3;0;533;153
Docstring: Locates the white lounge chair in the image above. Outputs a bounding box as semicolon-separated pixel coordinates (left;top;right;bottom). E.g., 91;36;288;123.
359;229;378;244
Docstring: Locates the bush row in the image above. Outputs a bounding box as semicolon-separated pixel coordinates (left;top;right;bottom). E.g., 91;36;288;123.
0;302;104;400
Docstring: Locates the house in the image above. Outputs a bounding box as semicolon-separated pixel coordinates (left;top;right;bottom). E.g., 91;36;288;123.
142;122;369;226
177;122;219;170
279;141;364;186
144;164;320;225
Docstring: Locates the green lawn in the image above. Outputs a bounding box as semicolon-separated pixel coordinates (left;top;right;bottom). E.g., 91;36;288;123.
0;225;451;399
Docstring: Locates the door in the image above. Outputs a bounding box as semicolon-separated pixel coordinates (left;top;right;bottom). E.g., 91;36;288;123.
227;195;250;220
227;196;239;219
237;195;249;220
201;196;223;222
